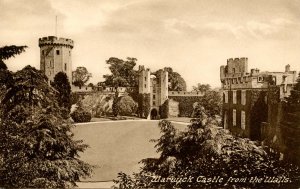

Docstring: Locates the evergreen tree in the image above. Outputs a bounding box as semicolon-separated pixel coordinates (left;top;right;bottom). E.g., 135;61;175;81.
0;66;92;188
281;73;300;165
51;72;72;115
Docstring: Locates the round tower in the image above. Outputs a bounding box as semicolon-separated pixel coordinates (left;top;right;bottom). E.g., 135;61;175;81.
39;36;74;82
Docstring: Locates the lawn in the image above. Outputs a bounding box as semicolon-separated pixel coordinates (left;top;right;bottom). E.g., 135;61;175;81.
72;120;189;182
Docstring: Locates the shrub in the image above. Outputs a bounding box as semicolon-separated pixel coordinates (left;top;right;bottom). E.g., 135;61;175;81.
71;108;92;123
116;95;137;116
114;113;300;189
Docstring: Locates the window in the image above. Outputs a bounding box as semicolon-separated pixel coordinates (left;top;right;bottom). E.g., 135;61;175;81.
153;87;156;93
233;109;237;126
241;111;246;130
144;77;147;81
224;91;228;103
233;90;237;104
153;101;156;106
258;77;264;82
241;90;246;105
56;50;60;55
224;111;228;129
64;63;67;71
69;51;71;56
144;84;146;88
233;68;236;73
153;95;156;99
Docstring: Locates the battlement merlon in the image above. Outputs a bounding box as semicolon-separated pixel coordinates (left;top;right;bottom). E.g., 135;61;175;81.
39;36;74;48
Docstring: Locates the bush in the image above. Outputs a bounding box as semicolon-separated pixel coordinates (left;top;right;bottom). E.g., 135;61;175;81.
114;113;300;189
71;108;92;123
116;95;137;116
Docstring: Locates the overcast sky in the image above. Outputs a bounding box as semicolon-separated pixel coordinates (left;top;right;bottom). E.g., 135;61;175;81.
1;0;300;89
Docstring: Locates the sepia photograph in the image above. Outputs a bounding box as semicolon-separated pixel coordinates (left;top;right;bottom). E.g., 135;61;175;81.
0;0;300;188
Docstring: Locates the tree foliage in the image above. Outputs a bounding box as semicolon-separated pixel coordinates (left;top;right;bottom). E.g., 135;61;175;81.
192;83;211;93
114;116;300;189
281;73;300;165
103;57;138;88
0;66;92;188
72;67;92;88
0;45;27;60
115;95;137;116
155;67;186;91
51;72;72;116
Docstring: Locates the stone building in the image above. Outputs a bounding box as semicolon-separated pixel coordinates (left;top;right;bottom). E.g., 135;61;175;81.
138;65;204;119
138;65;169;119
220;57;297;140
39;36;74;82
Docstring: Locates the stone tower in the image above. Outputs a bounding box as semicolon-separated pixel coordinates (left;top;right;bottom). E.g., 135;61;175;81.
138;65;151;94
156;68;168;106
39;36;74;82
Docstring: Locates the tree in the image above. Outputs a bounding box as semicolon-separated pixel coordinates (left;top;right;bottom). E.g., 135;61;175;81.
0;66;92;188
115;96;137;116
0;45;27;62
192;83;211;93
103;57;138;88
0;45;27;94
104;57;138;116
72;67;92;88
281;73;300;165
154;67;186;91
192;90;222;117
114;116;300;188
51;72;72;116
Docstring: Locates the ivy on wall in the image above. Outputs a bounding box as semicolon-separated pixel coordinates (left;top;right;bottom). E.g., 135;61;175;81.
159;99;169;119
169;96;203;117
137;93;150;118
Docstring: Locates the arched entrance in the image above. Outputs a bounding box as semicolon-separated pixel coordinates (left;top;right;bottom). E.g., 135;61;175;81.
150;108;158;120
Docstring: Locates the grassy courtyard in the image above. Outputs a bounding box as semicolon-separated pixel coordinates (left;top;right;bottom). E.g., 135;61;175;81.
72;120;189;182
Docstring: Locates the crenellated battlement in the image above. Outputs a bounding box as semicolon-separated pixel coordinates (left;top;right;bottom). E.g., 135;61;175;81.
39;36;74;48
168;91;204;96
227;57;248;64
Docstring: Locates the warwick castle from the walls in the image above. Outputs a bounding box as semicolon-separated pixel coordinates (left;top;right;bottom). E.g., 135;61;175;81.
39;35;298;156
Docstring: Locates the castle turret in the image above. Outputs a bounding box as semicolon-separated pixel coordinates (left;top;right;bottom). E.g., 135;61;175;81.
138;66;150;94
39;36;74;82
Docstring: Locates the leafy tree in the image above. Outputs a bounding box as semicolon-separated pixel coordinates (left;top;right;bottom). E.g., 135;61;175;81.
281;73;300;165
104;57;138;116
154;67;186;91
0;45;27;61
115;96;137;116
114;115;300;188
103;57;138;88
87;83;94;88
51;72;72;116
192;83;211;93
0;45;27;96
72;67;92;88
193;90;222;117
0;66;93;188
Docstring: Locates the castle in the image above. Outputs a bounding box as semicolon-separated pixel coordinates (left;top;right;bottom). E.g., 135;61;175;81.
220;57;297;141
138;65;204;119
38;35;203;119
39;36;74;82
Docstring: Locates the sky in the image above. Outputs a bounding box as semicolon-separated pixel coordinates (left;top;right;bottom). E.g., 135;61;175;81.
1;0;300;90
